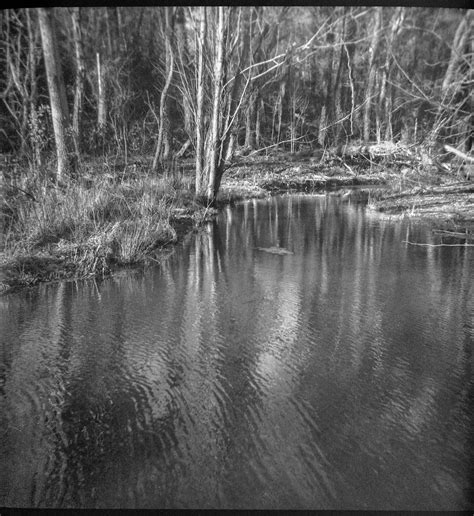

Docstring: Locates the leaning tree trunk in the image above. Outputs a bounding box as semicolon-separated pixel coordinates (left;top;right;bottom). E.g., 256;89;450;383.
38;8;74;181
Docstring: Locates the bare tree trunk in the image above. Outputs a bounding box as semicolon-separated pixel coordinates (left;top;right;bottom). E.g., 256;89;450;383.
363;7;382;143
379;7;404;143
243;8;257;151
244;90;257;149
206;6;226;203
225;132;236;162
195;6;206;197
220;7;252;164
38;8;73;181
175;6;193;137
26;10;41;168
94;8;116;147
152;7;174;172
323;29;336;142
342;10;357;138
255;98;263;148
96;51;106;135
277;80;286;143
71;7;85;158
333;12;347;143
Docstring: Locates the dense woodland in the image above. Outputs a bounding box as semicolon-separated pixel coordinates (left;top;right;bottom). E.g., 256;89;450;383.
1;7;473;204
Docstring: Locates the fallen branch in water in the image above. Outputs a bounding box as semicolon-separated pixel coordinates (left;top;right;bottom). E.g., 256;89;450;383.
403;240;474;247
432;229;473;239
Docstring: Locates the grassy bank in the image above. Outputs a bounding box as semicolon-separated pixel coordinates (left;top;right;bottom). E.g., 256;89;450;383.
0;165;217;294
1;149;472;294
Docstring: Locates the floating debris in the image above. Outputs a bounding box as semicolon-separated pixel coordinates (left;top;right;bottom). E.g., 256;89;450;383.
255;246;293;255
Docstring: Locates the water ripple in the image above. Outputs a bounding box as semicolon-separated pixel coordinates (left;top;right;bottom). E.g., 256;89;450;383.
1;194;472;509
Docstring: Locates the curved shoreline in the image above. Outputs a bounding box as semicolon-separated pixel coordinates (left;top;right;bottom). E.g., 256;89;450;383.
1;158;472;296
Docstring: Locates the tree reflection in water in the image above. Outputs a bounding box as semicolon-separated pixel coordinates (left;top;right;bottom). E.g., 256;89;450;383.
1;194;473;509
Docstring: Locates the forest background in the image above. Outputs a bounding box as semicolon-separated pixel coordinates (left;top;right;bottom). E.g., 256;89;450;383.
0;7;472;291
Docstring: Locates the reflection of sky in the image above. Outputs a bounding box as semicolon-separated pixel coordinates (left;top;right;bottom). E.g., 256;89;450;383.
1;194;473;509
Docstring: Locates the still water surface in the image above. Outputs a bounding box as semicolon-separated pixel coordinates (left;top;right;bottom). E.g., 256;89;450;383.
1;194;473;509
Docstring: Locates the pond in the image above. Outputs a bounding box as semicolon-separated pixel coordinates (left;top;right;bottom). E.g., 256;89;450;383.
1;194;473;509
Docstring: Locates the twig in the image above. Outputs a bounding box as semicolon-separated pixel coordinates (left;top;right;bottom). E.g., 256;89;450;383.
444;144;474;164
334;155;356;175
403;240;474;247
4;183;38;202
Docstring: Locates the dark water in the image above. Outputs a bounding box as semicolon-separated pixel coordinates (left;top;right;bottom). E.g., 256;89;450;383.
1;194;473;510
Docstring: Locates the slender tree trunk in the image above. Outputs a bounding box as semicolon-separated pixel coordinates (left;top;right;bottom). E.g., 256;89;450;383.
323;29;336;142
71;7;85;158
277;80;286;143
206;6;226;203
379;7;404;143
152;7;174;172
363;7;382;142
342;10;357;137
220;7;252;164
26;9;41;168
106;7;119;52
38;8;73;180
333;13;347;143
245;90;257;149
225;132;236;162
374;69;382;143
175;6;193;137
95;7;115;146
195;6;206;197
255;98;263;148
96;51;106;134
243;8;256;150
